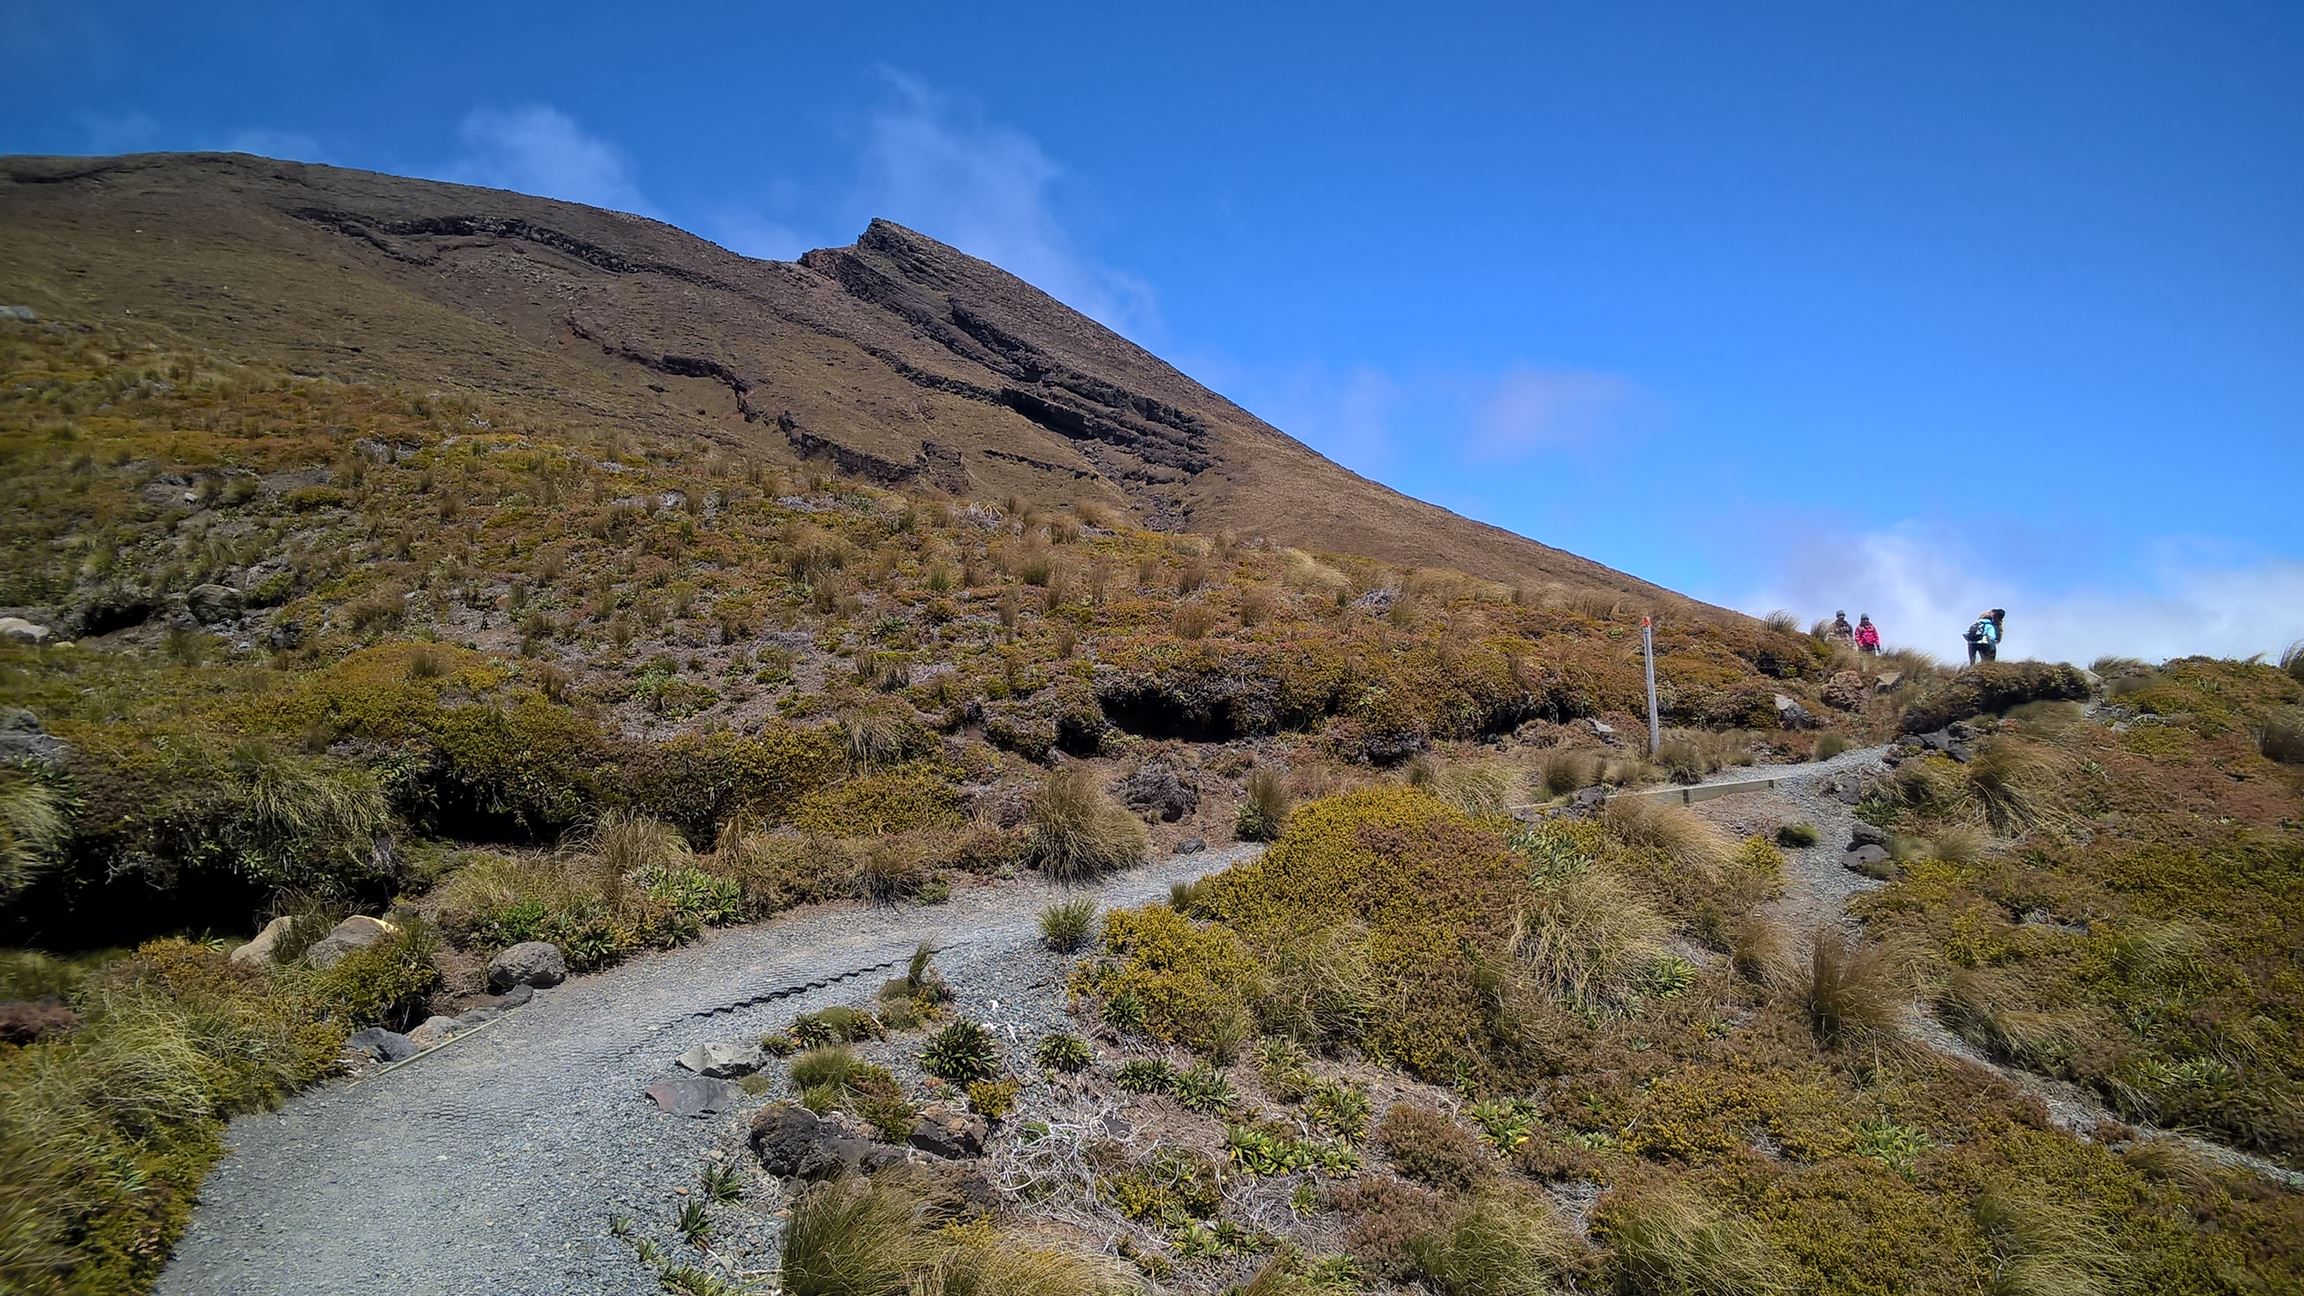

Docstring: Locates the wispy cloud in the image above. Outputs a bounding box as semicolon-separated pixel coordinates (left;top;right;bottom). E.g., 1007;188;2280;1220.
847;72;1156;334
1470;366;1634;460
1241;364;1400;475
443;105;656;217
1728;518;2304;664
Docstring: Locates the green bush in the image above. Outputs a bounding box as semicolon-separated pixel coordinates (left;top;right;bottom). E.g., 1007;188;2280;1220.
920;1019;1000;1084
1038;897;1100;952
1034;1032;1092;1073
1774;822;1820;848
310;917;442;1029
1899;662;2093;734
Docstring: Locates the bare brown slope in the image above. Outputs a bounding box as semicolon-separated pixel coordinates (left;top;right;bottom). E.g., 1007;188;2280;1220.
0;150;1676;600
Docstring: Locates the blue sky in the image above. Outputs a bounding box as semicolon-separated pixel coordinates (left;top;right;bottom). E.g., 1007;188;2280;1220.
6;1;2301;662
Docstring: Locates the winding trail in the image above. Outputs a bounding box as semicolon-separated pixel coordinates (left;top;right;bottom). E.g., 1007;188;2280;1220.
160;744;2299;1295
1682;745;2304;1189
157;845;1261;1296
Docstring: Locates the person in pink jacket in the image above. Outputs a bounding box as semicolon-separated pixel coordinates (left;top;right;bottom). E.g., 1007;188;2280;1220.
1854;614;1882;654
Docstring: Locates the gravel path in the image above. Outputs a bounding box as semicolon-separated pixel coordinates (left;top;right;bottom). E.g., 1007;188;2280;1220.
157;844;1262;1296
1681;745;2304;1188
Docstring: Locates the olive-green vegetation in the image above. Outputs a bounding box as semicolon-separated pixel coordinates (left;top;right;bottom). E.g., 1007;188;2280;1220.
1863;657;2304;1164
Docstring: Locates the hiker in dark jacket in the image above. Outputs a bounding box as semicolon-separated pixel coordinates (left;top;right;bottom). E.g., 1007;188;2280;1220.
1964;608;2005;664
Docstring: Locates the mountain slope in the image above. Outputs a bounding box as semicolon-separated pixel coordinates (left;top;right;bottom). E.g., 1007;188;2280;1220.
0;150;1673;601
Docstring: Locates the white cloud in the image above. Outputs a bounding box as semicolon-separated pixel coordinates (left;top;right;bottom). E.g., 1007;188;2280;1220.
444;105;657;217
849;72;1156;334
1470;367;1632;460
1729;519;2304;665
1223;362;1399;475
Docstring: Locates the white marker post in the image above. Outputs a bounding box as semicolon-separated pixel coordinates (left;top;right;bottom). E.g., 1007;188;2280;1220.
1642;615;1660;756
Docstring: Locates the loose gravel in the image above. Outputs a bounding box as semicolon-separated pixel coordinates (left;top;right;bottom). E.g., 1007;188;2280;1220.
157;844;1261;1296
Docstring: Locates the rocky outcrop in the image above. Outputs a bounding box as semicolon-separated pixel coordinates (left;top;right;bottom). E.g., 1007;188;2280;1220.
344;1026;419;1064
0;616;51;645
647;1074;745;1119
1117;759;1199;822
1899;662;2094;734
750;1103;907;1178
185;583;243;624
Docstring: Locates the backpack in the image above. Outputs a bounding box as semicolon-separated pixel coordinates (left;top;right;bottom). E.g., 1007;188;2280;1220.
1967;618;1994;643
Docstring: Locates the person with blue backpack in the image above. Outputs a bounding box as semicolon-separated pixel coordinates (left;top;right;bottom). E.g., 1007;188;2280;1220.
1964;608;2006;664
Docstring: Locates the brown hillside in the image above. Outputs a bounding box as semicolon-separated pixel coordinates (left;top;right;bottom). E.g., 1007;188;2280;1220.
0;150;1677;602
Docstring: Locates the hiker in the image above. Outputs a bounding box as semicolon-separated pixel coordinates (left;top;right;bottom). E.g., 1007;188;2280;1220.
1828;610;1855;646
1963;608;2005;664
1855;614;1881;655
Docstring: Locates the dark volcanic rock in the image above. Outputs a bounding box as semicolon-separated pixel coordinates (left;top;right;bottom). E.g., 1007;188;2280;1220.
1117;759;1199;822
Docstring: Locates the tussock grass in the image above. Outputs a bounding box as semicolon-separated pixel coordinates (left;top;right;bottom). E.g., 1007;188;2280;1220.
1974;1185;2128;1296
1937;970;2074;1072
787;1045;863;1089
1510;868;1670;1009
1773;822;1819;849
1597;1185;1789;1296
1024;767;1146;883
777;1177;938;1296
1804;929;1906;1047
1409;760;1511;817
0;769;68;895
2257;705;2304;764
1235;767;1293;842
1037;897;1099;952
1408;1189;1582;1295
1813;732;1852;760
2280;640;2304;686
1600;797;1730;877
1534;748;1600;798
1962;738;2069;836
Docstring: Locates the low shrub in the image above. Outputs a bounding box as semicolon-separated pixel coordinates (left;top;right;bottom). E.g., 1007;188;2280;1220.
790;1005;883;1047
965;1078;1018;1120
1774;822;1820;848
1376;1104;1490;1191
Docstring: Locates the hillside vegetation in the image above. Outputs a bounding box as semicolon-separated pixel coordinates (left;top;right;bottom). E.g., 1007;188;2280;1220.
4;322;2298;1295
0;317;1863;1295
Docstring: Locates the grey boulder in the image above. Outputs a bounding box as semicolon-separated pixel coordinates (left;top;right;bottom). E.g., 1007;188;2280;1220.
648;1074;746;1119
0;617;51;645
1773;694;1815;730
229;915;297;967
406;1015;460;1050
1841;844;1892;873
908;1105;989;1160
678;1040;766;1079
750;1103;906;1177
185;583;244;624
344;1027;418;1064
307;915;394;969
486;941;566;991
